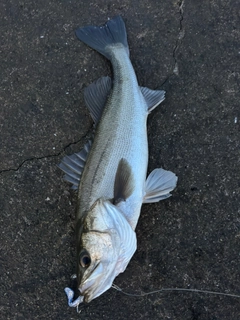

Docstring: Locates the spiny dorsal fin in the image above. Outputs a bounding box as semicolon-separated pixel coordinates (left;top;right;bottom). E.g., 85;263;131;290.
57;140;92;190
114;158;134;205
140;86;165;113
84;76;112;123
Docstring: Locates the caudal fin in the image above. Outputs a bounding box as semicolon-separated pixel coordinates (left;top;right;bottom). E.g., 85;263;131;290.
75;16;129;60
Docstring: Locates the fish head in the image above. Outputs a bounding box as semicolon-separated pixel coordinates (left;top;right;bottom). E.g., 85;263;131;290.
77;230;119;303
76;199;137;303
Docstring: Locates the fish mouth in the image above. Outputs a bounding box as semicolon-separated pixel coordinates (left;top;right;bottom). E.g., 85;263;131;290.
78;262;104;300
78;261;116;303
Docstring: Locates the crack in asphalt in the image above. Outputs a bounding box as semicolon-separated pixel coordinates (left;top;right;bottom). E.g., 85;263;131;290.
161;0;185;86
0;129;92;175
173;0;185;75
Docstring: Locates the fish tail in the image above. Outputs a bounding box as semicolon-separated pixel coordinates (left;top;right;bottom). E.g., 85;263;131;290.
75;16;129;60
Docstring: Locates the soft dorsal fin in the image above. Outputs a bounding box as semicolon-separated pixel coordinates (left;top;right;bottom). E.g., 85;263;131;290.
143;168;177;203
114;158;134;205
57;140;92;189
140;87;165;113
84;76;112;123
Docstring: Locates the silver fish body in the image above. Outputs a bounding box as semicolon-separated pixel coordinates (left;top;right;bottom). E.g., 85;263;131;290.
59;16;177;308
78;45;148;229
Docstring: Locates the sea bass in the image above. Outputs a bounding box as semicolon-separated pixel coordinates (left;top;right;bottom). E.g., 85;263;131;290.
59;16;177;308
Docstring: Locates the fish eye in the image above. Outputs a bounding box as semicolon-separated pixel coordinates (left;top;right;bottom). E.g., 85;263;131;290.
79;250;91;268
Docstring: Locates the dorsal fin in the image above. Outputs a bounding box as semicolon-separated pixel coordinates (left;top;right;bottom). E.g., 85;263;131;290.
57;140;92;189
113;158;134;205
84;76;112;123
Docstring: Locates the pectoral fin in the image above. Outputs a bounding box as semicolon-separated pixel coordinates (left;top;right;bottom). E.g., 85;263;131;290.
140;87;165;113
143;168;177;203
84;76;112;123
113;158;134;205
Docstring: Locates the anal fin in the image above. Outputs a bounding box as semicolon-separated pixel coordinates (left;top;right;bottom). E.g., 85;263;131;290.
140;87;165;113
143;168;177;203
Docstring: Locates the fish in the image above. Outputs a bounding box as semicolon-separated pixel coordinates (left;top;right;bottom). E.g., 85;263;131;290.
58;16;178;308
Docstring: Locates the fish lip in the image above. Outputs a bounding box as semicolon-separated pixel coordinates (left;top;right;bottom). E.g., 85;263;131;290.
79;261;100;286
83;293;93;303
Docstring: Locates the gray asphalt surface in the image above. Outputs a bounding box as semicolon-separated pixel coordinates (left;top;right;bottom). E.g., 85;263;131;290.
1;1;240;319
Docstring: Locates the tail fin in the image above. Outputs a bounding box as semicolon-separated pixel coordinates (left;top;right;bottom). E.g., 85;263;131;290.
75;16;129;60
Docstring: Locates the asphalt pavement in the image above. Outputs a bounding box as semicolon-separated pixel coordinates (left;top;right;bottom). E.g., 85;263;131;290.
1;1;240;319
